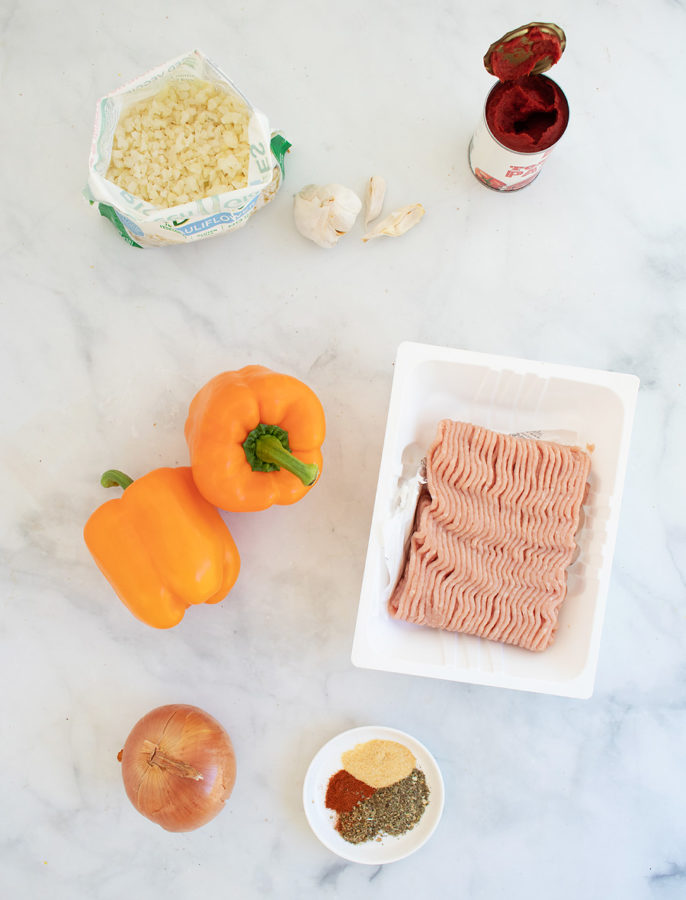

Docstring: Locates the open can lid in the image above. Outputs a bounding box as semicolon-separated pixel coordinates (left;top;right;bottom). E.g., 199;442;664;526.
484;22;566;80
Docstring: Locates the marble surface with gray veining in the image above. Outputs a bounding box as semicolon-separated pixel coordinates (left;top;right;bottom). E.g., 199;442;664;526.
1;1;685;897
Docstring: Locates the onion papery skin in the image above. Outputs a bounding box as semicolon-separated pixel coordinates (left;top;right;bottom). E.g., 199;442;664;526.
120;704;236;832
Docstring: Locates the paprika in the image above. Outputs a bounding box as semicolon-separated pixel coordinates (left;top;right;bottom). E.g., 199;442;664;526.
325;769;375;815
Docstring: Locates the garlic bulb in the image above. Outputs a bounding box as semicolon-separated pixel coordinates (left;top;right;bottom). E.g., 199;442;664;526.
294;183;362;248
362;203;425;241
364;176;386;225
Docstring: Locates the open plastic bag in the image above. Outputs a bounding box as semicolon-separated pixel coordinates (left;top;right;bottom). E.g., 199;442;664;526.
85;50;289;248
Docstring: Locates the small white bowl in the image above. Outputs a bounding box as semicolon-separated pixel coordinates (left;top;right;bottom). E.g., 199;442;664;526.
302;725;444;864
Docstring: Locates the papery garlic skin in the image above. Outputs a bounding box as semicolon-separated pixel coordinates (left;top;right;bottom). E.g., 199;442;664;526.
294;183;362;248
364;175;386;225
362;203;425;241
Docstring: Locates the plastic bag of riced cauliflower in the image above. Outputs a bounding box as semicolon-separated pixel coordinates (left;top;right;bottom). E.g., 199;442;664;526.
85;50;290;248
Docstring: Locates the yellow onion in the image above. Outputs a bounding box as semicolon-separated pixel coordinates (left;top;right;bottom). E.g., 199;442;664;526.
119;704;236;832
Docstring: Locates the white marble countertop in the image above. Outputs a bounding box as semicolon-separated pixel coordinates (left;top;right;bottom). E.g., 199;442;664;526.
2;1;685;897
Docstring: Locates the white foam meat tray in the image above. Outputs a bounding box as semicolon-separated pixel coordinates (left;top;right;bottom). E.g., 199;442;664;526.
351;342;639;699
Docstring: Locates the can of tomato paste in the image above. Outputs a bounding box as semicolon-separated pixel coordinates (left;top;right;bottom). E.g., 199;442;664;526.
468;23;569;192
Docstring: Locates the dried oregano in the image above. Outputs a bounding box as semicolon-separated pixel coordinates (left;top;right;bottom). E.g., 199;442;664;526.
337;768;430;844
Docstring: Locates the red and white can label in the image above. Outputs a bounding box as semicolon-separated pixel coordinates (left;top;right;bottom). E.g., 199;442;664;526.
468;114;554;192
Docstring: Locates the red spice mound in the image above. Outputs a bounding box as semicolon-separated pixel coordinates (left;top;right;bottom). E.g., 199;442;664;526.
485;74;569;153
325;769;375;814
489;26;563;81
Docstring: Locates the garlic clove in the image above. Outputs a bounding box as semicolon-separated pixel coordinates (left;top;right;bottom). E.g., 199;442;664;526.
294;183;362;248
294;191;336;248
364;175;386;225
362;203;425;241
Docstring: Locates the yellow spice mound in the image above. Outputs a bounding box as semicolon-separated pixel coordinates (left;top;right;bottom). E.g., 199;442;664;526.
342;739;416;789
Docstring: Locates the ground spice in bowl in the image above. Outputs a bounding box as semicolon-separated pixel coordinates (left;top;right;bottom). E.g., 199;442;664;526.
337;769;430;844
325;770;375;814
324;739;431;844
342;739;416;788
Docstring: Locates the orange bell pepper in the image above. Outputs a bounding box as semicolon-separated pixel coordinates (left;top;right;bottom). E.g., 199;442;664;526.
84;467;240;628
185;365;326;512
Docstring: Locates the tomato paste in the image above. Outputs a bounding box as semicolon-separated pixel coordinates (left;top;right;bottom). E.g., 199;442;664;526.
485;74;569;153
486;25;563;80
484;23;568;154
469;22;568;190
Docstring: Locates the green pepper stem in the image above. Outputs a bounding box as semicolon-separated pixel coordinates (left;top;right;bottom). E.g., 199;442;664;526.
100;469;134;490
255;434;319;486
